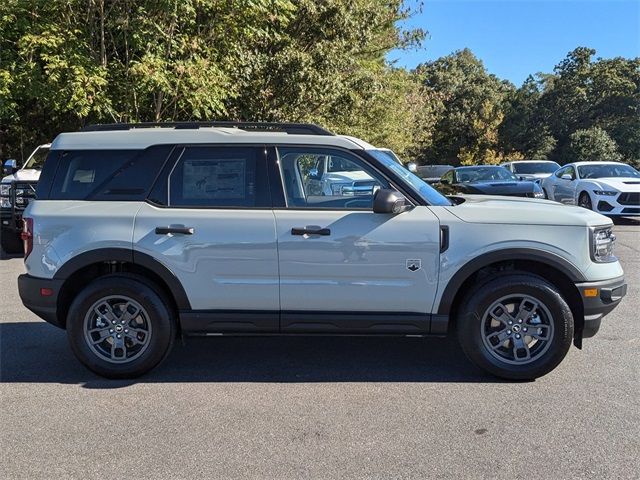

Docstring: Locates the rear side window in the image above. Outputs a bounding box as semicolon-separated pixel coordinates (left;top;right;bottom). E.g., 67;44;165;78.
49;150;138;200
167;146;270;208
46;147;172;201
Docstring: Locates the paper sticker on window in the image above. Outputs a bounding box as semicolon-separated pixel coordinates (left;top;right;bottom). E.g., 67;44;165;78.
183;159;245;199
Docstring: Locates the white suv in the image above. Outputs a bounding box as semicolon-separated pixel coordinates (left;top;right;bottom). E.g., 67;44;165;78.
18;122;627;380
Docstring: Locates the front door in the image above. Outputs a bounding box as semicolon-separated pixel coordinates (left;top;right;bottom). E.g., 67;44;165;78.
133;145;279;332
273;146;441;334
553;166;577;204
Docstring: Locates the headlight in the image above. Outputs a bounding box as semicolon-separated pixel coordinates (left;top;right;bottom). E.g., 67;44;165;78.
330;183;351;195
591;226;617;263
593;190;617;196
0;197;11;208
0;184;10;196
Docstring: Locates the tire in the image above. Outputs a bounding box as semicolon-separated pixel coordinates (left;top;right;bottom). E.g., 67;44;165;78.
457;273;573;380
578;191;593;210
542;188;549;200
67;274;175;379
1;228;23;255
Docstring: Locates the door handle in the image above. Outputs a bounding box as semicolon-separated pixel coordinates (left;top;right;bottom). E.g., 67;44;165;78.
155;226;194;235
291;227;331;236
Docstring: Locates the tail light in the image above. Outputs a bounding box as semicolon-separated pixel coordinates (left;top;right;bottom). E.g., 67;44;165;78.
21;217;33;259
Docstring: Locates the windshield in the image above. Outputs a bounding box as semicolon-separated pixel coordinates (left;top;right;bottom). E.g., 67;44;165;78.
376;149;403;165
577;163;640;179
456;167;517;182
512;162;560;174
367;150;452;206
23;146;50;170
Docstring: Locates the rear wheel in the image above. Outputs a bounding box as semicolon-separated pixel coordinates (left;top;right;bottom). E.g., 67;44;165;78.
457;274;573;380
67;275;175;378
578;192;593;210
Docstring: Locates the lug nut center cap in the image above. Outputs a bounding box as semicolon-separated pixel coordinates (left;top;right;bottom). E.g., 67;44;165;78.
512;324;521;333
115;325;123;333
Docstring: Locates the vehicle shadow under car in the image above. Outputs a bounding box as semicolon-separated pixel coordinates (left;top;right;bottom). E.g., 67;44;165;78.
0;321;507;386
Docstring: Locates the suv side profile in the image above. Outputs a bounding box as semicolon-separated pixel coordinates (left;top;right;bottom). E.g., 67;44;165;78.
18;122;627;379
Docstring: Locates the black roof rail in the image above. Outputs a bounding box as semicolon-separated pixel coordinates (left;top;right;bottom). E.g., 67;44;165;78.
81;121;334;136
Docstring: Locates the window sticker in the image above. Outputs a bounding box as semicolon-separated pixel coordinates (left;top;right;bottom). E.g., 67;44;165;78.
183;159;245;199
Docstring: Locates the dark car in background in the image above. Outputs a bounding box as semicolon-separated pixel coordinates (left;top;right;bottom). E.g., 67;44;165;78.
415;164;454;183
438;165;545;198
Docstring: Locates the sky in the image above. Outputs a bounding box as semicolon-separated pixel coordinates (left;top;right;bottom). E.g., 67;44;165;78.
388;0;640;86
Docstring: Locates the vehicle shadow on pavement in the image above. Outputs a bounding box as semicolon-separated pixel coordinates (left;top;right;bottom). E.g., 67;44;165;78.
1;322;506;387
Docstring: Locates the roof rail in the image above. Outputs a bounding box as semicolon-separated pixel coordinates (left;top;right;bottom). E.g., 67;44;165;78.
81;121;334;136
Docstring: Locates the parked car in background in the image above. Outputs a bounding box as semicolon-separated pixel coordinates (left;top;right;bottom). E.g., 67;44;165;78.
1;144;50;253
438;165;545;198
416;164;454;184
541;161;640;217
501;160;561;182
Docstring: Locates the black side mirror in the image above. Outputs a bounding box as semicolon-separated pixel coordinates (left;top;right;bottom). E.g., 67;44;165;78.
3;159;17;175
373;189;412;214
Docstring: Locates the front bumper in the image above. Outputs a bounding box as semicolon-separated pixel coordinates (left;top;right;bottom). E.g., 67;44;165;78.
576;276;627;338
18;274;65;328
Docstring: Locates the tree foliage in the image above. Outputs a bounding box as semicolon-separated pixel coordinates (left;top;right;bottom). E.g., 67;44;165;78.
1;3;638;169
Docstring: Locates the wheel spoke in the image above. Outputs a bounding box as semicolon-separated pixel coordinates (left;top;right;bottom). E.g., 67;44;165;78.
514;298;538;323
110;335;127;360
486;329;511;350
490;304;514;326
524;323;551;341
89;327;112;344
121;302;141;323
512;336;531;361
124;327;147;345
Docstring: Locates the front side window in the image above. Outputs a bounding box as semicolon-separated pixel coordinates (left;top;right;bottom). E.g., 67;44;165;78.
278;147;386;209
168;146;269;207
577;163;640;179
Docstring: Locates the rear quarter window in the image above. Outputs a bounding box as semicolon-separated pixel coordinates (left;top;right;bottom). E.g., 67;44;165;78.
46;147;172;201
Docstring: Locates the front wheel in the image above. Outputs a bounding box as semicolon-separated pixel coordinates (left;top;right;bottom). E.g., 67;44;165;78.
67;274;175;378
457;274;573;380
578;192;593;210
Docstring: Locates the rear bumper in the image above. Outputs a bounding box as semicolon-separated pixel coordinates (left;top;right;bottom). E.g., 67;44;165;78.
18;274;64;328
576;276;627;338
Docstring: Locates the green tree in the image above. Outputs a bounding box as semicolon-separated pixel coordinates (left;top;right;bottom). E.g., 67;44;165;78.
565;126;622;162
415;48;513;165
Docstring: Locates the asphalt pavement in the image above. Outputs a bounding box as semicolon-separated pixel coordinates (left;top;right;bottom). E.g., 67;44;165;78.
1;221;639;479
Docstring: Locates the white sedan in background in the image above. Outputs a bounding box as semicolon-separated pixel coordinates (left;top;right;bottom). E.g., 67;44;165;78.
541;161;640;217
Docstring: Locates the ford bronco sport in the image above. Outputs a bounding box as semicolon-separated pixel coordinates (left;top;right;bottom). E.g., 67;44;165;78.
18;122;627;379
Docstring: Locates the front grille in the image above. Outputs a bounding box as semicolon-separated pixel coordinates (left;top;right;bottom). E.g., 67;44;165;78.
618;192;640;206
12;182;37;211
622;207;640;214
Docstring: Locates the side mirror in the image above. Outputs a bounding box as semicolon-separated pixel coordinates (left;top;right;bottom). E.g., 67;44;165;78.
308;168;320;180
561;173;573;181
3;159;17;175
407;162;417;173
373;189;412;214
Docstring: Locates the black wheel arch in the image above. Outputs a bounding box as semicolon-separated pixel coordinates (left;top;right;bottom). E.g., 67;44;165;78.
436;249;585;344
54;248;190;328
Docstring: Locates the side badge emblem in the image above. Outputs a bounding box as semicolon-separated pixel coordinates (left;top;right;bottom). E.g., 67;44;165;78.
406;259;421;272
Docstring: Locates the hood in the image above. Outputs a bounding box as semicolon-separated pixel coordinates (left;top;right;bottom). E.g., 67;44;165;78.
462;180;537;195
1;169;41;183
325;171;374;182
587;177;640;192
445;195;611;227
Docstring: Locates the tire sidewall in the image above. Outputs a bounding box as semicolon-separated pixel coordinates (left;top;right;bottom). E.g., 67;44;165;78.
458;274;573;380
67;275;174;378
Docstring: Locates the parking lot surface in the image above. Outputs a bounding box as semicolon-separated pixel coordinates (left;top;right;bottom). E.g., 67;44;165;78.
1;222;639;479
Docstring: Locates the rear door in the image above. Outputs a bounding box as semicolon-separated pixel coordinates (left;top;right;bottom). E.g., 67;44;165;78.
272;146;441;334
133;145;279;332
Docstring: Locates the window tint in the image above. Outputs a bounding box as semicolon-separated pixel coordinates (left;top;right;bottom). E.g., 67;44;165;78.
278;147;387;209
168;146;269;208
49;150;138;200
